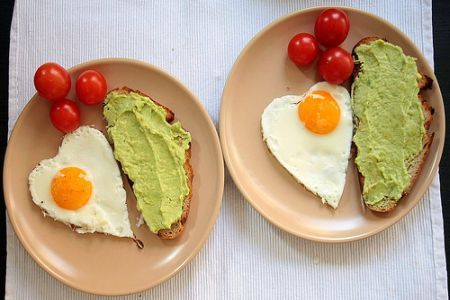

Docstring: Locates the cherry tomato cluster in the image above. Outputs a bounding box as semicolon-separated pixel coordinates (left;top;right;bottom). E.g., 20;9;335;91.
34;63;108;133
287;8;354;84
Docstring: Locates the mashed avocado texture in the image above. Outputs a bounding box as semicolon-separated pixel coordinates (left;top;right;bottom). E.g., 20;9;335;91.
352;40;425;205
104;91;191;233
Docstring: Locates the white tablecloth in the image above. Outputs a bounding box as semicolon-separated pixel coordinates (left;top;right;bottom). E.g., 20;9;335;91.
6;0;447;299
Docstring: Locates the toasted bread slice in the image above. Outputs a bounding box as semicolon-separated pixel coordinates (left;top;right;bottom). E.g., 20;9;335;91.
352;37;434;212
106;87;193;239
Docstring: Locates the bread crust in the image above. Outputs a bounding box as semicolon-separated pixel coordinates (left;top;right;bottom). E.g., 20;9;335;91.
106;87;193;239
352;37;434;212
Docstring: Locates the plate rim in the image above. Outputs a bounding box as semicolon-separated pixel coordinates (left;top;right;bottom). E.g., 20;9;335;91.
3;57;225;295
219;6;445;243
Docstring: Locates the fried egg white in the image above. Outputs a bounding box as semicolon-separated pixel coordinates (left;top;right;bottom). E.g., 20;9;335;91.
28;126;133;238
261;82;353;208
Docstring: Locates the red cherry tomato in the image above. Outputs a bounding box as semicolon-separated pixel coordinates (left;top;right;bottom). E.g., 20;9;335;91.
76;70;107;105
34;63;71;101
318;47;354;84
49;99;81;133
314;8;350;48
287;33;320;66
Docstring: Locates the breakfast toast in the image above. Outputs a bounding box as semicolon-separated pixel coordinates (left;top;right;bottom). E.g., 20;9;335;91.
260;83;353;209
106;87;193;239
352;37;434;212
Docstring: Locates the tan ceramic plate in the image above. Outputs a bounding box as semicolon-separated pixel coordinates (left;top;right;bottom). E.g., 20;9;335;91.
4;58;224;295
220;7;445;242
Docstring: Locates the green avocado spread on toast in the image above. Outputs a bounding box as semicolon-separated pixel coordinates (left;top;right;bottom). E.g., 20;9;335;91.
104;91;191;233
352;40;425;206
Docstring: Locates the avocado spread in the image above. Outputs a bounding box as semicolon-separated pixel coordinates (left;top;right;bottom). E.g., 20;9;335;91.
103;91;191;233
352;40;425;205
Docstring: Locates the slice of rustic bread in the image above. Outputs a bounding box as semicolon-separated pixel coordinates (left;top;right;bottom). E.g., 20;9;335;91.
351;37;434;212
106;87;193;239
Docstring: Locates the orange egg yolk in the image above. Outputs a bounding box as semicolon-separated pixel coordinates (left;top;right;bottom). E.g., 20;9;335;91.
298;90;340;134
51;167;92;210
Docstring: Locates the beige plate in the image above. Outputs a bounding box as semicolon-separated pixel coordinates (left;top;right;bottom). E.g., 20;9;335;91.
4;58;224;295
220;7;445;242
